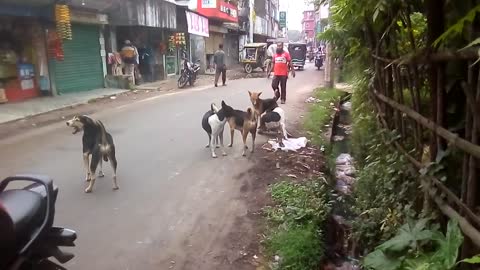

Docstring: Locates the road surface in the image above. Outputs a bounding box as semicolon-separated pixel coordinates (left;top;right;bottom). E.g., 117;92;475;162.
0;63;324;270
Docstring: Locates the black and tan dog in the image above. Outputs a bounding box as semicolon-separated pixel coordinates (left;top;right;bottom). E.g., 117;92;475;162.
227;107;258;156
248;91;279;117
66;115;118;193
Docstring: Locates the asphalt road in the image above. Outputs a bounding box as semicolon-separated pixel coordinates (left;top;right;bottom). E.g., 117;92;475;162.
0;63;324;270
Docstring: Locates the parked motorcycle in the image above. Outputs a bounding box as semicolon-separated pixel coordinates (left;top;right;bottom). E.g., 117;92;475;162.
315;52;324;70
0;175;77;270
178;58;201;88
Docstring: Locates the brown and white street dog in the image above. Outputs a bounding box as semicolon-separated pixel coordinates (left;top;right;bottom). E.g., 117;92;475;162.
66;115;118;193
227;107;258;156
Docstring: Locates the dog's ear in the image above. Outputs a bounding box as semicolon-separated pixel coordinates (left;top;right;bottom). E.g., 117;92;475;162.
221;100;226;107
258;92;262;97
248;91;252;96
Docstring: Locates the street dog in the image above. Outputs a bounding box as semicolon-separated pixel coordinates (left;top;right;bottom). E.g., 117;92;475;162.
227;107;258;156
66;115;118;193
202;100;235;158
248;91;279;116
260;106;288;146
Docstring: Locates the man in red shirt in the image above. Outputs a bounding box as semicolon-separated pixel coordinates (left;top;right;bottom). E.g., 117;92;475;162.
272;42;295;104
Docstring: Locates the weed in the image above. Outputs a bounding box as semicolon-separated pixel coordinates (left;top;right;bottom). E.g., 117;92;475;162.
304;87;344;147
264;179;333;270
267;224;324;270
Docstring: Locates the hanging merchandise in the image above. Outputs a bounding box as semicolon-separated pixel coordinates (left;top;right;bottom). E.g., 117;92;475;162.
55;4;72;40
168;35;176;52
174;32;186;48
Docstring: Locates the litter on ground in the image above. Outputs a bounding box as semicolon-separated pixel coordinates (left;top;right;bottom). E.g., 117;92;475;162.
268;137;308;152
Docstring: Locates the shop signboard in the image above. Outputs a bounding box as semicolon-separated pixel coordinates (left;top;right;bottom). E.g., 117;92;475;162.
201;0;217;8
197;0;238;23
279;11;286;28
186;11;209;37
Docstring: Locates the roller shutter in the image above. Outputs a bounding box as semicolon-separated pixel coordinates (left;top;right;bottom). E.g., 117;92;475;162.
53;24;103;94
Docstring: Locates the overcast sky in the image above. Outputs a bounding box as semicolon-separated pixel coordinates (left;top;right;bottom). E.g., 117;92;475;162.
279;0;328;30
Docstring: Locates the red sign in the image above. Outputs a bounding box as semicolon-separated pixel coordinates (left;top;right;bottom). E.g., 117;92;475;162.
197;0;238;23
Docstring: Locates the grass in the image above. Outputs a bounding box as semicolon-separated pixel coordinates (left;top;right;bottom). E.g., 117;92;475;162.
303;87;344;147
263;180;332;270
266;224;323;270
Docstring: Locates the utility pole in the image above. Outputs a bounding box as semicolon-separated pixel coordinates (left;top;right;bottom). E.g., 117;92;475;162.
324;0;335;88
249;0;254;42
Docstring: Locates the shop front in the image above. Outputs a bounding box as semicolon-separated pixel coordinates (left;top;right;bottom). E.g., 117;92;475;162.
185;10;209;74
196;0;239;74
108;0;177;82
48;9;108;94
205;25;226;74
0;17;49;103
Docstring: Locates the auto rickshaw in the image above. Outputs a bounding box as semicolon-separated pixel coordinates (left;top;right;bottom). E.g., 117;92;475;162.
241;43;267;74
288;43;307;70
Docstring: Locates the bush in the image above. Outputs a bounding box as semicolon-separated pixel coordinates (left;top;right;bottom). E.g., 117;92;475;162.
264;179;333;270
350;76;421;252
267;224;324;270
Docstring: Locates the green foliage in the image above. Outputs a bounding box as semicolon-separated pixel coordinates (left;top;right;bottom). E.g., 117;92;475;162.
264;179;333;270
266;224;324;270
350;77;421;250
363;219;480;270
433;4;480;47
303;88;344;147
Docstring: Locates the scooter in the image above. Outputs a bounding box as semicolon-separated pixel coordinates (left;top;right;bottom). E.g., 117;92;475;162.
178;58;201;88
315;52;324;70
0;175;77;270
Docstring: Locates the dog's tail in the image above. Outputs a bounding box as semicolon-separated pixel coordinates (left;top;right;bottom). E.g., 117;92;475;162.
211;103;219;113
96;120;110;162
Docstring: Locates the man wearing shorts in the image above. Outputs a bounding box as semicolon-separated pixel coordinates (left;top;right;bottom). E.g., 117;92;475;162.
272;42;295;104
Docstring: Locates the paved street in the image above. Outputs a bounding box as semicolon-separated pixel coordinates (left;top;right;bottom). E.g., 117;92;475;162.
0;64;323;270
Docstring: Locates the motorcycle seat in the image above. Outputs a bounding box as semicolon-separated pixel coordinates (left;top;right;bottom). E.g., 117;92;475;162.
0;189;44;246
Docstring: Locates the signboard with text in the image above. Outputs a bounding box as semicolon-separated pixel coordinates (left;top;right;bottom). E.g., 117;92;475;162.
196;0;238;23
201;0;216;8
186;11;209;37
279;11;286;28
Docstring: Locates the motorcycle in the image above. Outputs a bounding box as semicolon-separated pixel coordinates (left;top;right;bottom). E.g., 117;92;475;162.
315;52;324;70
0;175;77;270
178;58;201;88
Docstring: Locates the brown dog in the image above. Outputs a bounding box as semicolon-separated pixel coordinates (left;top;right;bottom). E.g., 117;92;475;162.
248;91;279;131
227;107;258;156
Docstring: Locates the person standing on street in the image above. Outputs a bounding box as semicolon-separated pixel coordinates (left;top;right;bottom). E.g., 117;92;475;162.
214;44;227;87
120;40;138;85
272;42;295;104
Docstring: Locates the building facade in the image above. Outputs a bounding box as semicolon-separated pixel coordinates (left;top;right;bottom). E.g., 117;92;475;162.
302;10;315;43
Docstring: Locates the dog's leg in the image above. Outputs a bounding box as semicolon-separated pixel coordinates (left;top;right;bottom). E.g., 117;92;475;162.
83;153;90;182
251;130;256;153
98;158;105;178
278;127;285;148
242;130;248;156
219;128;227;156
210;133;218;158
229;128;234;147
85;152;101;193
206;134;211;148
215;136;220;148
281;123;288;139
109;147;119;190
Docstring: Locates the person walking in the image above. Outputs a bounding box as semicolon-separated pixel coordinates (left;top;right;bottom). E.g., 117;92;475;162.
272;42;295;104
120;40;138;85
214;44;227;87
